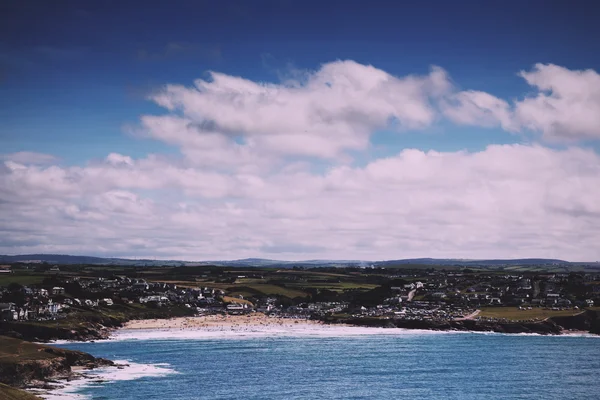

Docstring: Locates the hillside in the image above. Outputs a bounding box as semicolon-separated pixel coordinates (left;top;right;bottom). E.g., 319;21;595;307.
0;383;41;400
0;336;113;388
0;253;579;267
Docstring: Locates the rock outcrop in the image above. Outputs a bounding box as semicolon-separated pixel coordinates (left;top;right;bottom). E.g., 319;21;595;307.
0;336;113;389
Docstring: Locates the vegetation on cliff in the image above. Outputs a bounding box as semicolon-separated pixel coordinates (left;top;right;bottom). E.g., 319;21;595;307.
1;303;196;342
0;383;42;400
0;336;113;389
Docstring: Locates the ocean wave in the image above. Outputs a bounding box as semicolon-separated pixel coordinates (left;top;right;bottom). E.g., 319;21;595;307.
30;360;178;400
102;325;600;342
104;325;451;342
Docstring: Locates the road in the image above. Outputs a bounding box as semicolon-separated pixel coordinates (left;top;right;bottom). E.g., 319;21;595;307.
454;309;481;321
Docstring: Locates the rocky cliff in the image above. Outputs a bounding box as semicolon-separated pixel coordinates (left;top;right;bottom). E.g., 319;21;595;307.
324;315;584;335
0;336;113;389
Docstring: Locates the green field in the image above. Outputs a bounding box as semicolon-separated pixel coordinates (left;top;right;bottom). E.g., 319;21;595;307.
0;274;45;287
234;284;308;298
479;307;583;321
286;282;378;292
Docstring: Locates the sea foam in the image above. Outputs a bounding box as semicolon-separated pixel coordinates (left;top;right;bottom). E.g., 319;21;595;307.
107;324;448;341
30;360;178;400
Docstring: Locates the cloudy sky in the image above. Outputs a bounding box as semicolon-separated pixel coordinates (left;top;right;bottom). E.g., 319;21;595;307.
1;1;600;261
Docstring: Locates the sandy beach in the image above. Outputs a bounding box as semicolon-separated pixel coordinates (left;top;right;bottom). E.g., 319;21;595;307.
122;313;324;331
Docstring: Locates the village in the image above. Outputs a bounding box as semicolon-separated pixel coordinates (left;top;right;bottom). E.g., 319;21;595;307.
1;262;599;327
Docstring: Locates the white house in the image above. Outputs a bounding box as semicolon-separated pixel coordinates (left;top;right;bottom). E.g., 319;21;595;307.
52;287;65;295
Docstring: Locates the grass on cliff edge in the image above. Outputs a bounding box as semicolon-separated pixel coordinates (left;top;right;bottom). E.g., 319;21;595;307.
0;335;65;361
0;383;42;400
479;307;583;321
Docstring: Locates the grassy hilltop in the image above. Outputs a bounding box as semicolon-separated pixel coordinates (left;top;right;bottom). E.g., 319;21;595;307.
0;383;41;400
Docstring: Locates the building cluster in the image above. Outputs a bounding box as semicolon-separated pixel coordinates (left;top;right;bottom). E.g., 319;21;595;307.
0;268;598;323
0;274;231;322
0;286;68;322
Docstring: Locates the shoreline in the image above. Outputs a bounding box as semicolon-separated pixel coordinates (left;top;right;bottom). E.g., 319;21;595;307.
109;314;600;341
121;313;325;330
28;360;178;400
40;311;599;343
25;320;599;399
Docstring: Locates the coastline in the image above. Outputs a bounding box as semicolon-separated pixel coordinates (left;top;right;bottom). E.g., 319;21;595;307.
23;317;600;399
28;360;179;400
112;313;600;340
121;313;325;330
3;310;598;398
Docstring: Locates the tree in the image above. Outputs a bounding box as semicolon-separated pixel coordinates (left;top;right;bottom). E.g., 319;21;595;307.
7;282;24;293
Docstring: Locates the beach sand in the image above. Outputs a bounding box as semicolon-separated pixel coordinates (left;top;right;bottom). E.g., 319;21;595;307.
122;313;323;331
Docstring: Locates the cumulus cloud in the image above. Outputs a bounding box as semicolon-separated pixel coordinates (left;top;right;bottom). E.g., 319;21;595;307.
514;64;600;141
0;151;59;165
443;63;600;141
1;144;599;260
2;61;600;260
440;90;514;130
147;60;450;160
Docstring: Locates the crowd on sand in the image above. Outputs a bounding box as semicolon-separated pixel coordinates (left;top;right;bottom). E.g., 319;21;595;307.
123;313;324;331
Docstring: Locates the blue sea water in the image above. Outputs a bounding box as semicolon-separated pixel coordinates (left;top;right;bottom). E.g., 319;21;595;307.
58;332;600;400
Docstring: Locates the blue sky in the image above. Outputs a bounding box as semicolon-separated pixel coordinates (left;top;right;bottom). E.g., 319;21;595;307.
3;0;599;163
1;1;600;260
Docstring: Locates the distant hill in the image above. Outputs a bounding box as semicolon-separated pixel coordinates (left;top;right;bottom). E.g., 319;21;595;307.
0;254;115;264
373;258;570;267
0;254;577;268
0;254;186;266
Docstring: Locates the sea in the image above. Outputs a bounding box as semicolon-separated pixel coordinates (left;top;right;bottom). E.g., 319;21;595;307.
43;327;600;400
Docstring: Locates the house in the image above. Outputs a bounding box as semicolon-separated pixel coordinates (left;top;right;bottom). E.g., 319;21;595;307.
0;303;16;321
227;303;250;314
132;280;149;291
139;295;168;304
0;265;12;274
586;299;594;307
52;287;65;295
257;304;274;313
100;298;114;306
557;298;572;307
84;299;98;307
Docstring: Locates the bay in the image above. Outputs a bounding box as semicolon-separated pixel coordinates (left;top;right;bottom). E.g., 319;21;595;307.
57;332;600;400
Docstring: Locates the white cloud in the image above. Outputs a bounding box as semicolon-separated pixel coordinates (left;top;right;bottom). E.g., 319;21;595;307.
1;144;599;260
442;63;600;141
514;63;600;141
147;60;450;160
441;90;514;130
0;151;58;165
2;61;600;261
106;153;134;166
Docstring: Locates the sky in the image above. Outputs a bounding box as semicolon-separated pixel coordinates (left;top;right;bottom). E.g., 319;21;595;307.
1;0;600;261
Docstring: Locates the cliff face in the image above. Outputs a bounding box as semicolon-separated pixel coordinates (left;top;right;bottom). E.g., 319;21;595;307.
1;321;113;342
549;310;600;334
0;358;71;388
329;316;571;335
0;336;113;389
